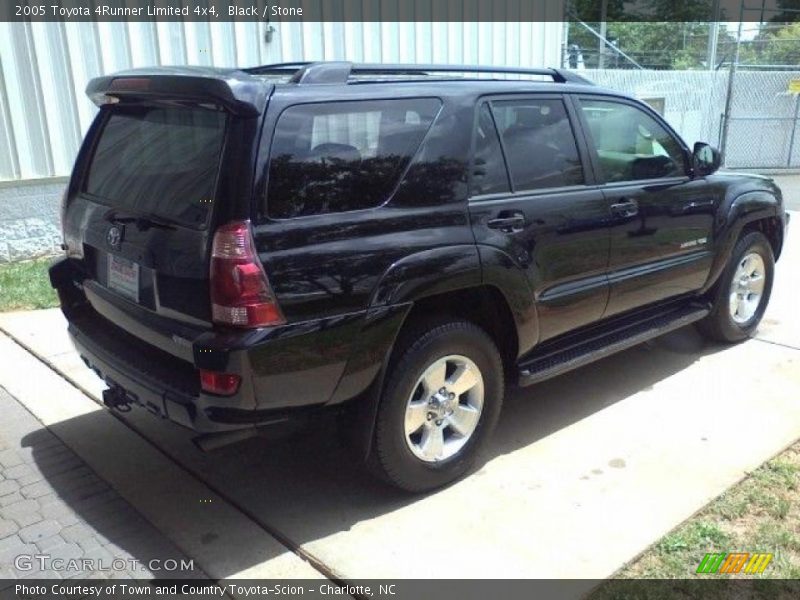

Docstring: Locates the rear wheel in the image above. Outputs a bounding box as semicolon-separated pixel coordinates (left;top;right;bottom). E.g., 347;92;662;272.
698;231;774;343
373;319;504;492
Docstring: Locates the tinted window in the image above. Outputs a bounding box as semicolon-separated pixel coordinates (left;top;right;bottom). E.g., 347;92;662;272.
578;99;686;182
492;99;584;191
85;106;226;229
471;103;510;196
266;99;441;218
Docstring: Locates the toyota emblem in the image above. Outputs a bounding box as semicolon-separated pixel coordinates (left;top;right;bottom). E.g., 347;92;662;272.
107;226;122;248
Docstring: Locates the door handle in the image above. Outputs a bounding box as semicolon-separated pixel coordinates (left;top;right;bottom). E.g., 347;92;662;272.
487;212;526;233
610;198;639;218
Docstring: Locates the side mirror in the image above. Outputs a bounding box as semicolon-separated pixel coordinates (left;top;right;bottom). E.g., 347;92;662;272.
693;142;721;177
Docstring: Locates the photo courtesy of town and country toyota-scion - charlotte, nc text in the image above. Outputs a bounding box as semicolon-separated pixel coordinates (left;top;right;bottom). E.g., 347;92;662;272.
13;583;395;597
15;3;304;18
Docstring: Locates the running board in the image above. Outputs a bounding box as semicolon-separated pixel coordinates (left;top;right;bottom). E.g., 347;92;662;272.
517;303;710;387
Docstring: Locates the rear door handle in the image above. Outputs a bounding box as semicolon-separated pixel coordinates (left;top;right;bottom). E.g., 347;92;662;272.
610;199;639;218
487;212;526;233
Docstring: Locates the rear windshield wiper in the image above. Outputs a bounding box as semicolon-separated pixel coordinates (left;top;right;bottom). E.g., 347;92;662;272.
105;211;178;231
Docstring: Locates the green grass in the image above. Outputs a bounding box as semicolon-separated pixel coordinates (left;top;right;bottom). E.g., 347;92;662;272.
588;443;800;599
0;258;59;311
591;442;800;593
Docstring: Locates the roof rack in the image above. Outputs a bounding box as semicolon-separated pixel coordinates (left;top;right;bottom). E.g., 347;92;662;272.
244;61;594;86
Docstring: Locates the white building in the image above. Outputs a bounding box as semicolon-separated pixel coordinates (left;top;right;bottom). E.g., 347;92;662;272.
0;19;565;261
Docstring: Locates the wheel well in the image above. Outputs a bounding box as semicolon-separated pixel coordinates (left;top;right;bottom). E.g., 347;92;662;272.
399;286;519;374
742;217;783;259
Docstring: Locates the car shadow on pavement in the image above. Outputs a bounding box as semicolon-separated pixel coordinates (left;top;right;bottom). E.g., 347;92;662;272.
17;423;205;580
19;324;727;579
489;323;722;458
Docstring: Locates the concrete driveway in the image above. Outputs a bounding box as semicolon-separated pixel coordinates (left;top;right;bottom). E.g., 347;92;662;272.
0;213;798;583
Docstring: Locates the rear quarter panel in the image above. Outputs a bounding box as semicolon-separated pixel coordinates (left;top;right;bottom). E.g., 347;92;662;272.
249;88;477;406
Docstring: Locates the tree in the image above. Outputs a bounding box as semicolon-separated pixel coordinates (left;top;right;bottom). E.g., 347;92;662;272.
565;0;737;70
567;21;736;69
736;22;800;67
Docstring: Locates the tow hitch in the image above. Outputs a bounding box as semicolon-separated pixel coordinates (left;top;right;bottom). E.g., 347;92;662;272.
102;386;132;412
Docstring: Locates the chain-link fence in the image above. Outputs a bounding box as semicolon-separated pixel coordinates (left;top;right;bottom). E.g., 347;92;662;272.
723;70;800;169
584;68;800;170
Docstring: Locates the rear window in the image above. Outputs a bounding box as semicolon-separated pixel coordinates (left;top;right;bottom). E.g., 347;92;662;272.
84;106;226;229
266;98;441;219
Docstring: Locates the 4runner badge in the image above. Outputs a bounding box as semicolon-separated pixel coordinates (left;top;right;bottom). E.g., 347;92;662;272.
106;226;122;248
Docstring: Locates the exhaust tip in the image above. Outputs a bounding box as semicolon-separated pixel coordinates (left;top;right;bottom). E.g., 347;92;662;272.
192;428;258;452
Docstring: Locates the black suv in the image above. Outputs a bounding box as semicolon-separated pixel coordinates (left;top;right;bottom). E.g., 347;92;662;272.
51;62;789;491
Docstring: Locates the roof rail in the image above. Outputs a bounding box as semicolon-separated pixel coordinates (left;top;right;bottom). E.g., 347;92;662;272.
244;62;594;86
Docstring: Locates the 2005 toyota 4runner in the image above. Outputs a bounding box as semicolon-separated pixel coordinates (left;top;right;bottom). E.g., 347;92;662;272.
51;62;789;491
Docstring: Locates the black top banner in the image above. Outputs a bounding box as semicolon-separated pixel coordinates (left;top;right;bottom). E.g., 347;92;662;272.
1;0;795;23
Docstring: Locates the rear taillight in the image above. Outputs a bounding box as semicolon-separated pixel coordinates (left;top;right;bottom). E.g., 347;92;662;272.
109;77;151;92
210;220;284;328
200;370;241;396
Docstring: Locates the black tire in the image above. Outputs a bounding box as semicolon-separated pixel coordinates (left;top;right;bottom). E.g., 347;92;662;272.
698;231;774;343
373;319;504;492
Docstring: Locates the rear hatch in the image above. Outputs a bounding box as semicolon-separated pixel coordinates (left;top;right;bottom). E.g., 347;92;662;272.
79;104;223;323
63;70;270;328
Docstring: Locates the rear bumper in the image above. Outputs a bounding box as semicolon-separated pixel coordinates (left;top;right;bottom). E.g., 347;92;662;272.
66;301;313;434
50;258;362;435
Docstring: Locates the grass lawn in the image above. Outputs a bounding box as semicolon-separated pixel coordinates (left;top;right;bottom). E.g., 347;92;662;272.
590;441;800;599
618;441;800;579
0;258;59;311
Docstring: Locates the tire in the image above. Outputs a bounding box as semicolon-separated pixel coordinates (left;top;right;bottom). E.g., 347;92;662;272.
698;231;774;343
373;319;504;492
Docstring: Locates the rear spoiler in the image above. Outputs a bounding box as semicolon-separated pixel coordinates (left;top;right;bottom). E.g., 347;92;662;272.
86;67;272;117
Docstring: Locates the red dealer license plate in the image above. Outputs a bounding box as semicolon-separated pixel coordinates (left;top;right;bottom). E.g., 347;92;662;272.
107;254;140;303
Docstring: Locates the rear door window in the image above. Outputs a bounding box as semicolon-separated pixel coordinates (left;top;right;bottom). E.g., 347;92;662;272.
471;103;510;196
266;98;441;219
84;106;226;229
491;98;584;192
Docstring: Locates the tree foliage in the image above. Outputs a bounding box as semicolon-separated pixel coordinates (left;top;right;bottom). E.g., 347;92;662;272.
737;22;800;67
567;21;737;70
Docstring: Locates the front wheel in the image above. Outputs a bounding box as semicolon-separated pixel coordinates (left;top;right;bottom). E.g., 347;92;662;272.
373;319;504;492
698;231;774;343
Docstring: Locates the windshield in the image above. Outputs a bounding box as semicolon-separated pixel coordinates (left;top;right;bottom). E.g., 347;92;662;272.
84;105;226;229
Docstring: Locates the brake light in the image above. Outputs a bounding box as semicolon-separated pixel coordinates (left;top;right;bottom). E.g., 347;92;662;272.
109;77;151;92
200;370;241;396
210;220;284;328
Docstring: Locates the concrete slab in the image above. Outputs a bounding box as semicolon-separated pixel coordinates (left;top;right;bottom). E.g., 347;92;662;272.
0;334;325;582
0;309;75;358
0;212;797;581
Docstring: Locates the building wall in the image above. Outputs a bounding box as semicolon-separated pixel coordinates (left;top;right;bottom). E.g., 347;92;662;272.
0;179;65;262
0;18;565;261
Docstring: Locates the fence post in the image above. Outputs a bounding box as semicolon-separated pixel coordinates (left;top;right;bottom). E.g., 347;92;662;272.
787;92;800;167
706;0;721;70
719;20;742;164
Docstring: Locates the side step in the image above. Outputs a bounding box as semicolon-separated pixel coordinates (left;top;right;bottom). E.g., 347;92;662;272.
517;303;710;387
